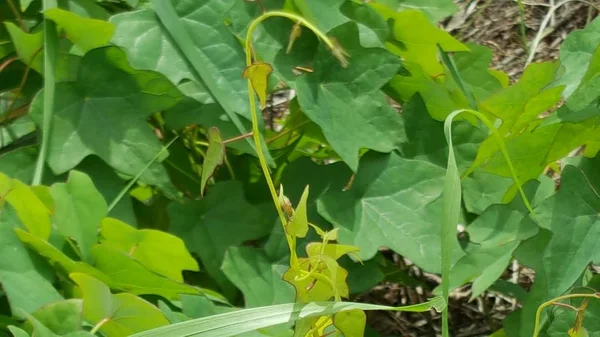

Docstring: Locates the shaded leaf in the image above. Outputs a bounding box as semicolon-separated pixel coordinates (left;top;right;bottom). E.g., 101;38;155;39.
29;46;181;198
221;246;294;307
27;300;83;335
168;181;273;295
375;0;458;23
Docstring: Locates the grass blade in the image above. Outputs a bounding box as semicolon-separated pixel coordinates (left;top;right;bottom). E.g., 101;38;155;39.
107;136;179;212
32;0;58;185
131;297;445;337
442;109;536;336
150;0;272;166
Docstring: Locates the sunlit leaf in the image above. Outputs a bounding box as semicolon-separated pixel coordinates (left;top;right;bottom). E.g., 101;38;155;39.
200;127;225;197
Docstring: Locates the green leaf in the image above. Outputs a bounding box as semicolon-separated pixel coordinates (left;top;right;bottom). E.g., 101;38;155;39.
386;62;465;120
505;166;600;336
221;246;294;307
91;244;201;299
99;217;199;282
51;171;107;262
19;0;35;11
4;22;43;73
168;181;273;295
287;186;309;238
374;0;458;23
318;152;462;272
201;128;225;197
70;273;169;337
373;8;468;76
556;17;600;98
339;1;389;48
293;0;349;33
462;171;514;215
0;116;36;150
333;310;366;337
243;63;273;109
29;46;181;198
27;300;83;335
4;178;52;240
130;297;445;337
399;95;486;171
149;0;270;163
293;23;404;171
479;62;562;135
14;228;112;284
44;8;115;53
0;206;62;318
110;9;193;86
452;43;507;103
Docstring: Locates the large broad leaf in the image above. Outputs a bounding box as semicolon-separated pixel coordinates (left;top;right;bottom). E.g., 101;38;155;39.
221;247;295;307
505;165;600;336
28;46;181;198
556;17;600;98
130;297;445;337
51;170;107;263
168;181;274;295
70;273;169;337
317;151;463;272
289;23;404;171
99;217;199;282
0;207;62;318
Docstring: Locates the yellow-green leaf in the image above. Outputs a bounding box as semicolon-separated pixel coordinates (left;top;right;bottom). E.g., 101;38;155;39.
70;273;169;337
242;62;273;109
44;8;115;53
6;181;51;240
100;217;199;282
333;310;366;337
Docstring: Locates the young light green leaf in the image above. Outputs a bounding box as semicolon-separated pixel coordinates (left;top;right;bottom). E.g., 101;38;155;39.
130;297;445;337
333;310;366;337
44;8;115;53
200;128;225;197
4;179;52;240
287;185;309;238
3;22;43;72
99;217;199;282
51;170;107;262
70;273;169;337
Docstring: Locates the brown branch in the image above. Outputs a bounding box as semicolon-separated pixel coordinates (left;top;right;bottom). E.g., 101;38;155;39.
7;0;27;32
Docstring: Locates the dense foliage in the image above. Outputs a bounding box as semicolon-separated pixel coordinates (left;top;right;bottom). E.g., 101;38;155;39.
0;0;599;336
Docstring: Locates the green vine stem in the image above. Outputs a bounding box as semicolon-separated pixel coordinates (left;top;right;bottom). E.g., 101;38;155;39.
244;11;346;269
532;293;600;337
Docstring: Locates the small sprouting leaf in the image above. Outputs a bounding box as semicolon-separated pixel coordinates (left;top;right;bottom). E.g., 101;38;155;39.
99;217;199;282
287;186;309;238
51;171;107;262
4;22;43;72
286;22;302;54
242;62;273;109
306;243;359;261
200;127;225;197
70;273;169;337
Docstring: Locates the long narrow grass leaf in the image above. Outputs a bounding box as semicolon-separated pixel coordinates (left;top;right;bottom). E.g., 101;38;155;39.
150;0;272;165
107;136;179;212
438;45;477;110
131;298;445;337
442;109;537;336
32;0;58;185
